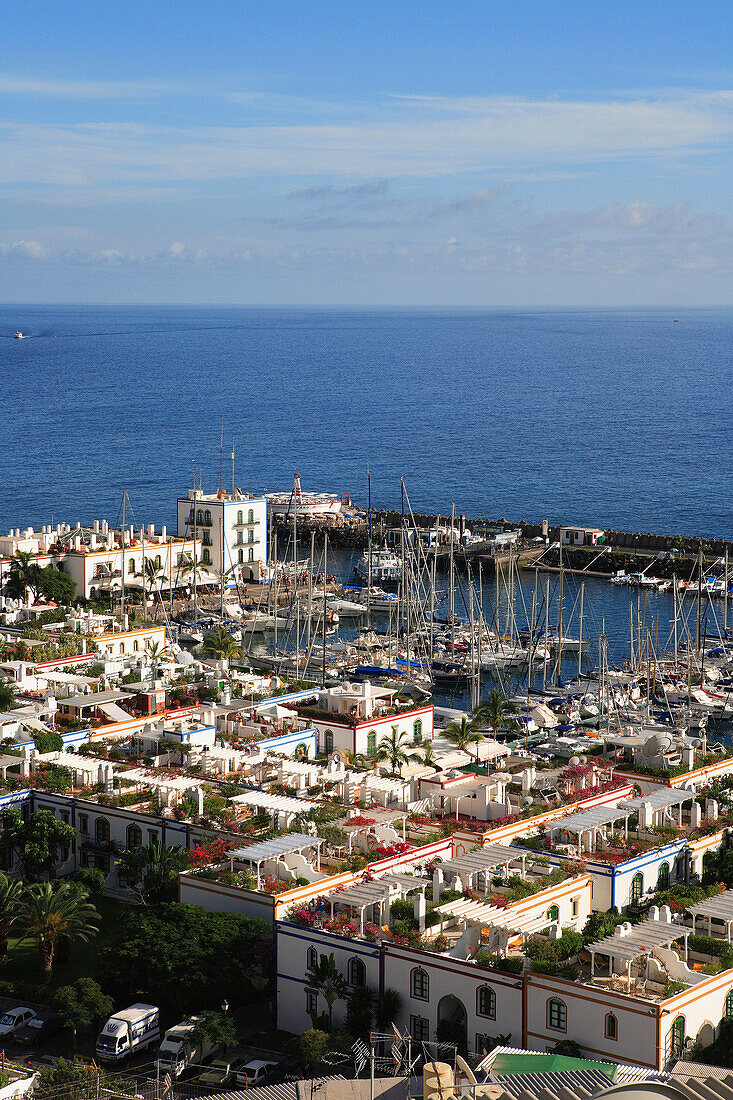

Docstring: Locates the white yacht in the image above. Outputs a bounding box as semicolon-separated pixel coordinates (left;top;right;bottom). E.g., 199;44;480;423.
13;331;24;339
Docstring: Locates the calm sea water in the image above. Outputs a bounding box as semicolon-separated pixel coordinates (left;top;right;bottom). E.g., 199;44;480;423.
1;305;731;537
1;305;731;674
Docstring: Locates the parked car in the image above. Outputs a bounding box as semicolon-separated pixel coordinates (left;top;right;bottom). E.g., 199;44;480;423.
235;1060;280;1089
0;1008;36;1037
16;1011;63;1046
195;1057;246;1089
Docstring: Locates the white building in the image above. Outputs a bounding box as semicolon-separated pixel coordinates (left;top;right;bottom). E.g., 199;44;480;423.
298;682;434;758
177;489;267;584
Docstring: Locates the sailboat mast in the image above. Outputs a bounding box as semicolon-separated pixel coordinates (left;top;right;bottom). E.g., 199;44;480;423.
322;533;328;687
307;531;314;655
725;547;729;638
367;469;372;628
120;490;127;624
557;537;563;683
293;499;299;680
577;581;584;679
449;503;455;652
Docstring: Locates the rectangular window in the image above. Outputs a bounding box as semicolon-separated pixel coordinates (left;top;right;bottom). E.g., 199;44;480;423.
547;1000;566;1031
78;814;88;835
410;1016;429;1042
306;990;318;1015
475;1035;493;1058
571;897;579;918
147;830;159;845
59;811;70;824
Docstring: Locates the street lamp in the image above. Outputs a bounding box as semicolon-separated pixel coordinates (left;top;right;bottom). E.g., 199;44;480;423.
221;999;229;1014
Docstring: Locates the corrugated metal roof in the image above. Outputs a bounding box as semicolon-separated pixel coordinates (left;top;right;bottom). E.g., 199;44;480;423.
670;1061;733;1081
193;1082;298;1100
489;1069;611;1098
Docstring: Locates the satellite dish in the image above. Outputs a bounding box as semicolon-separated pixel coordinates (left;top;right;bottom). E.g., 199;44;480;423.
578;754;588;764
569;756;580;767
329;752;342;765
520;795;534;808
643;733;673;758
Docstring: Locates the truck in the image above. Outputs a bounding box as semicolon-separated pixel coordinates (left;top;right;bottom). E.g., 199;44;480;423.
96;1004;160;1063
157;1017;219;1078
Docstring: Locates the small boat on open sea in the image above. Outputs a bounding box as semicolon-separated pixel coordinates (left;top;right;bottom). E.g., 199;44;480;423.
13;331;24;339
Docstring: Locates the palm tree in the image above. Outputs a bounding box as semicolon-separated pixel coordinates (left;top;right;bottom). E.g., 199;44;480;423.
373;727;420;776
115;840;189;905
304;951;347;1031
443;715;483;762
201;627;239;661
135;559;168;620
419;741;439;770
0;873;24;962
21;882;100;979
345;751;367;770
4;551;42;603
145;640;171;681
473;690;510;739
0;681;17;713
375;987;402;1030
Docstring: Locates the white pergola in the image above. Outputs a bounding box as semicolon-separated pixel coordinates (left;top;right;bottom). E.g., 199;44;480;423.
327;871;429;932
228;788;321;827
227;833;324;886
688;889;733;942
434;894;556;952
436;844;528;894
620;788;695;829
548;805;633;856
586;917;692;991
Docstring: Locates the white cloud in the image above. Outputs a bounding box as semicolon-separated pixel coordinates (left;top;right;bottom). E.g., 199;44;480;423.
0;75;183;99
3;89;733;186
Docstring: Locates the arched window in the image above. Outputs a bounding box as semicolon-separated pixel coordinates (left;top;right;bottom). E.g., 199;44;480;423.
196;509;203;526
248;530;254;543
348;958;366;987
307;946;318;970
413;719;422;744
126;824;142;849
657;862;670;891
154;555;162;569
605;1013;618;1040
119;643;125;654
188;509;194;525
203;549;211;565
546;905;560;922
547;998;566;1032
671;1015;685;1055
248;548;254;562
128;558;136;574
323;730;334;754
95;817;110;844
631;872;644;904
238;549;244;564
367;730;377;757
133;641;139;652
477;985;495;1019
411;967;429;1000
248;509;254;524
726;989;733;1019
204;510;211;526
237;510;243;525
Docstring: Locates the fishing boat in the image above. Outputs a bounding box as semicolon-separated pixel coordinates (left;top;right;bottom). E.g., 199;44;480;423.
354;548;401;583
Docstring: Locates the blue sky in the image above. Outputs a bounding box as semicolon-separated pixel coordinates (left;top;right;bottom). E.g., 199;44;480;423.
3;0;733;304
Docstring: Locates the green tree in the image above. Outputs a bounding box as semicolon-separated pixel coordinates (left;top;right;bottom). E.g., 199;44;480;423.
304;951;347;1031
443;715;483;761
33;730;64;753
55;978;114;1051
98;904;270;1014
37;567;77;605
115;839;189;905
0;807;76;880
190;1010;236;1052
0;872;24;962
0;682;17;712
373;727;420;776
35;1058;135;1100
375;988;402;1030
285;1029;331;1072
72;868;106;900
21;880;100;978
552;1039;583;1058
419;741;438;769
201;628;239;660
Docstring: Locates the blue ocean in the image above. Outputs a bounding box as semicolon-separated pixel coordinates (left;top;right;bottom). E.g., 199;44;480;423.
1;306;731;671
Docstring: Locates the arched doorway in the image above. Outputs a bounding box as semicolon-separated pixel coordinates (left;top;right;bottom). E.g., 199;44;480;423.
696;1021;715;1049
437;994;467;1052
